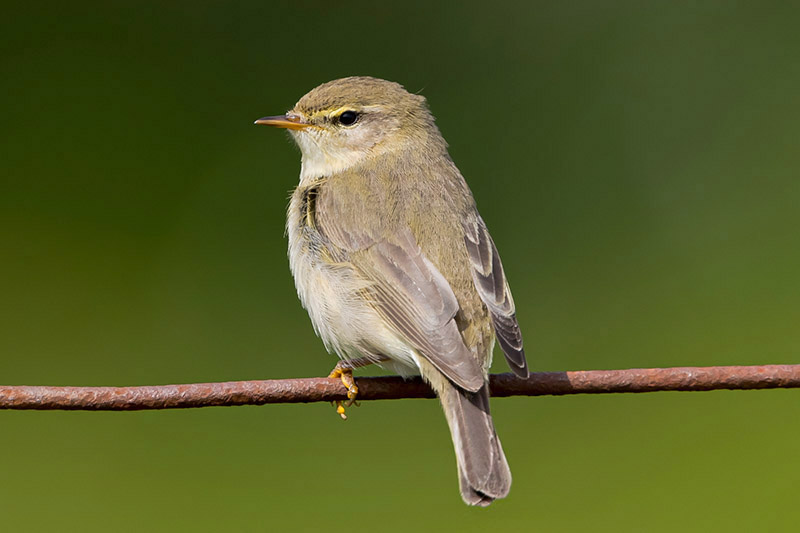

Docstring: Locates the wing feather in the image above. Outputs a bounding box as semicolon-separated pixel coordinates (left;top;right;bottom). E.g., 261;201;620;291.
463;216;529;377
356;230;484;392
314;185;484;392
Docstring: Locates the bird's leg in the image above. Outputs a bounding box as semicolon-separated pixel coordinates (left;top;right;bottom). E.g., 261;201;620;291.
328;355;388;420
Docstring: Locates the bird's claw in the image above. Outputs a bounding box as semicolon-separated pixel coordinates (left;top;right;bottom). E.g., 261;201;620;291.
328;363;359;420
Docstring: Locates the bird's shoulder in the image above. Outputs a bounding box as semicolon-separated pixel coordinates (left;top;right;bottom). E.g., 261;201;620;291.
317;155;488;308
313;154;472;251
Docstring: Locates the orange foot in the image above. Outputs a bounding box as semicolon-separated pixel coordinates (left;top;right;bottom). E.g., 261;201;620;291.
328;362;359;420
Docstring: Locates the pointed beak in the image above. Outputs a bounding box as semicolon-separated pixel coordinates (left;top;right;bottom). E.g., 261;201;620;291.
253;114;310;131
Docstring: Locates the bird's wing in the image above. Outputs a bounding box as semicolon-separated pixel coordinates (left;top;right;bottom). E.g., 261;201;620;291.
315;192;484;392
462;216;528;378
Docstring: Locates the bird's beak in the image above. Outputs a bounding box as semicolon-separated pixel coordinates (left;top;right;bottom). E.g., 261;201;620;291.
253;114;311;131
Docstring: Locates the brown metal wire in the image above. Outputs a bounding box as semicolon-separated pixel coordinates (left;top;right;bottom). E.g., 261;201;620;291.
0;364;797;411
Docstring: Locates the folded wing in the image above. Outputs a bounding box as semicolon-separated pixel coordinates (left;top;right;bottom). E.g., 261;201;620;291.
315;186;484;392
462;216;528;378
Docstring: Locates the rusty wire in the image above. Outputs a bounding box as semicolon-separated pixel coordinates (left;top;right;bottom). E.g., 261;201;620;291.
0;364;797;411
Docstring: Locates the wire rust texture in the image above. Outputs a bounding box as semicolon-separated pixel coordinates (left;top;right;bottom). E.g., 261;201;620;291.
0;364;797;411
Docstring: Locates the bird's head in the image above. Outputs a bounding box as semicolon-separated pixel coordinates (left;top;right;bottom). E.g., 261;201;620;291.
256;76;443;179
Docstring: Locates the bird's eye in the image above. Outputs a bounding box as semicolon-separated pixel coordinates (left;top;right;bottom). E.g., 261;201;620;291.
337;110;358;126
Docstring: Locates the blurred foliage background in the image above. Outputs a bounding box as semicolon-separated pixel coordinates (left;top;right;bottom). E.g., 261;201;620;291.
2;1;799;531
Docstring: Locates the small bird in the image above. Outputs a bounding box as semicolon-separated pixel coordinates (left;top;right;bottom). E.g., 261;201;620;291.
255;76;528;506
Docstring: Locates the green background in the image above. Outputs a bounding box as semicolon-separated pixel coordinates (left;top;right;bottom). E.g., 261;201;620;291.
2;1;799;531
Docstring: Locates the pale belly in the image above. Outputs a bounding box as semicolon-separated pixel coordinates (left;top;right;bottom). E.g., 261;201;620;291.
286;199;420;375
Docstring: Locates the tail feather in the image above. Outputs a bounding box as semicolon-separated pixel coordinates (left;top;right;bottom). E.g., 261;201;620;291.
440;381;511;506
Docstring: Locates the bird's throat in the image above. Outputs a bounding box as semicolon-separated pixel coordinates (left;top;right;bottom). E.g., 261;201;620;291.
294;133;367;184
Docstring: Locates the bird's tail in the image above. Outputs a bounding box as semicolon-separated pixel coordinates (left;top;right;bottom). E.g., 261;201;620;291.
438;381;512;506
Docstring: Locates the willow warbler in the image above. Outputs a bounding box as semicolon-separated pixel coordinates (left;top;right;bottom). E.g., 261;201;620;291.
255;76;528;506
